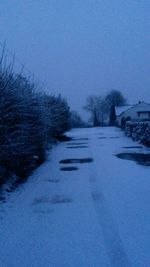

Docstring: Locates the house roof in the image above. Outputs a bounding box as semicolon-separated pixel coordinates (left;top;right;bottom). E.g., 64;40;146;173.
115;102;150;117
133;102;150;112
115;105;133;116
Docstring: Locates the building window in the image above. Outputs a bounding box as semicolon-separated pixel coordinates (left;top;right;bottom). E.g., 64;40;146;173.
138;112;150;119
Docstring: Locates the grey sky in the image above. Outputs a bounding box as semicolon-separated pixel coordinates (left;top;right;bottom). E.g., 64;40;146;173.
0;0;149;118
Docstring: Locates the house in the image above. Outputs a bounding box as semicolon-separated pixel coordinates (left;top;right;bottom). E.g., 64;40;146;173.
116;102;150;128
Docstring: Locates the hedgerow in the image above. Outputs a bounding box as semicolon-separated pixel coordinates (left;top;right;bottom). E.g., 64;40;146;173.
0;65;70;184
125;121;150;147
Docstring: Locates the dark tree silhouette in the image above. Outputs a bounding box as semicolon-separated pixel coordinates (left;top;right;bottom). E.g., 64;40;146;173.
109;105;116;126
105;89;126;107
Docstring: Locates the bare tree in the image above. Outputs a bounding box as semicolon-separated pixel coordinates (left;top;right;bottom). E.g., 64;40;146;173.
84;90;126;127
84;95;105;126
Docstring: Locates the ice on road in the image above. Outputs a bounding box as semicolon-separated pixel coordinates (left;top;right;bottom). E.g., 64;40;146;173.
0;127;150;267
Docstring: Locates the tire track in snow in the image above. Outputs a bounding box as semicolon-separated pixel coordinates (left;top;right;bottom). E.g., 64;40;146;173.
91;186;130;267
88;131;131;267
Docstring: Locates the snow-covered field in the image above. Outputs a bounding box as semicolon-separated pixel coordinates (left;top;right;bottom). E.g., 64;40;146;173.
0;127;150;267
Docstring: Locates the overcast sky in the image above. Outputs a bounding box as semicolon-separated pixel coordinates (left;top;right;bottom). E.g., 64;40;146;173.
0;0;149;118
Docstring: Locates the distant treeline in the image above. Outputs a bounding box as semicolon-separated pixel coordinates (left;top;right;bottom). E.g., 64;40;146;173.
0;58;71;186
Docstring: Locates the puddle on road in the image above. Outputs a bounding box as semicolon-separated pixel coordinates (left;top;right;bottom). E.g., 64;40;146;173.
51;194;72;204
45;179;60;183
66;146;88;149
33;208;53;214
59;158;93;164
32;196;51;205
109;136;120;139
116;153;150;166
67;142;88;146
60;166;78;171
123;146;143;149
98;136;120;140
32;194;72;205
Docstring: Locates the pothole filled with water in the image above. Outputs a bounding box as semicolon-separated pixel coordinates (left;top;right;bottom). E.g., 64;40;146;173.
60;166;78;171
116;153;150;166
67;142;88;146
66;146;88;149
59;158;93;164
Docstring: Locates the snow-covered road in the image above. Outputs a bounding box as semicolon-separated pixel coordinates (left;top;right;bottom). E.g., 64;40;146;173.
1;127;150;267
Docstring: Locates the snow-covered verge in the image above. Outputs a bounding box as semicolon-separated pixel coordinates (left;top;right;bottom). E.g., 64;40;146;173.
125;121;150;146
0;127;150;266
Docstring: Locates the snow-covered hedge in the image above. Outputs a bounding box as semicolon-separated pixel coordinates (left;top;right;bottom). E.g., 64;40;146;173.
125;121;150;146
0;66;70;183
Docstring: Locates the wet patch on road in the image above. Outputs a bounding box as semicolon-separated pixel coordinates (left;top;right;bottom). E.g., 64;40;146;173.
67;142;88;146
123;146;143;149
98;136;120;140
51;194;72;204
33;208;53;214
59;158;93;164
32;194;72;205
66;146;88;149
109;136;120;139
45;179;60;183
116;152;150;166
32;196;52;205
60;166;78;171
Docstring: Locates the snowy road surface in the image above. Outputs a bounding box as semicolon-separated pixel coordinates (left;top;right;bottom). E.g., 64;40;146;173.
0;127;150;267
